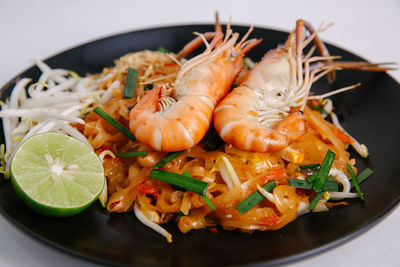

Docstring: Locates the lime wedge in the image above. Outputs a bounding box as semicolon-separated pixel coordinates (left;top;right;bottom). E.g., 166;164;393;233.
10;132;104;217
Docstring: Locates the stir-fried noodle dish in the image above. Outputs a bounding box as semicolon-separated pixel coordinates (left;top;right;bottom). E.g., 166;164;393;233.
0;18;395;242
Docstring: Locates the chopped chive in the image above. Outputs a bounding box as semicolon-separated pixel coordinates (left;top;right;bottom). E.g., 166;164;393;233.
157;46;169;53
347;163;364;201
300;164;321;170
236;180;276;214
144;84;154;90
351;168;374;188
205;128;224;151
93;107;136;141
288;179;312;189
310;105;328;115
154;151;184;168
308;172;318;183
312;150;335;192
183;170;216;211
149;169;209;196
114;151;148;157
287;179;338;191
179;210;192;218
309;192;324;210
123;67;138;98
201;195;216;211
327;175;334;181
323;181;339;191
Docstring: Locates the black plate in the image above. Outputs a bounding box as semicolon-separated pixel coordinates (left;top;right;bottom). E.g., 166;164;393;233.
0;24;399;267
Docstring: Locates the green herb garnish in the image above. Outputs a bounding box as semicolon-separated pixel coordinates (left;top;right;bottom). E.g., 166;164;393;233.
351;168;374;188
122;67;138;98
154;151;184;168
307;172;318;183
93;107;136;141
179;210;192;218
114;151;148;157
205;128;224;151
312;149;335;192
201;195;216;211
300;164;321;170
149;169;209;196
347;163;364;201
308;192;324;210
287;179;338;191
157;46;169;53
236;180;276;214
144;84;154;90
310;105;328;115
183;170;216;211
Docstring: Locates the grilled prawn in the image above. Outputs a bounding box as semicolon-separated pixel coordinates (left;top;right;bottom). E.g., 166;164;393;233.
214;20;393;153
129;23;261;152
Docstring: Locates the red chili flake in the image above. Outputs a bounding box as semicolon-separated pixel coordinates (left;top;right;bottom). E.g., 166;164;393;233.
263;167;285;184
137;183;159;200
209;227;218;234
111;201;121;208
164;63;176;67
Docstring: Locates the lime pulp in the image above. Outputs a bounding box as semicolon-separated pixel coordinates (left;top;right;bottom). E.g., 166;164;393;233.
10;132;104;217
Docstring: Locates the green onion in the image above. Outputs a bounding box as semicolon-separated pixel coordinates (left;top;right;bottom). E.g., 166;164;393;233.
183;170;216;211
287;179;312;189
312;150;335;192
351;168;374;188
323;181;339;191
122;67;138;98
114;151;148;157
93;107;136;141
149;169;209;196
300;164;320;170
347;163;364;201
154;151;184;168
201;195;216;211
144;84;153;90
310;105;328;115
179;210;192;218
157;46;169;53
287;179;338;191
236;180;276;214
308;172;318;183
205;128;224;151
327;175;333;181
309;192;324;210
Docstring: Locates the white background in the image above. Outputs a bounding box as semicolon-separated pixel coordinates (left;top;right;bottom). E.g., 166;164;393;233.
0;0;399;266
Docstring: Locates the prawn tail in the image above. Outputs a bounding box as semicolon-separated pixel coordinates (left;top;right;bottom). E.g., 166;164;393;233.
277;111;307;143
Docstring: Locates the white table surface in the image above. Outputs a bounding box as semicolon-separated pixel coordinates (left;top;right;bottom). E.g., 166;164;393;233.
0;0;399;266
